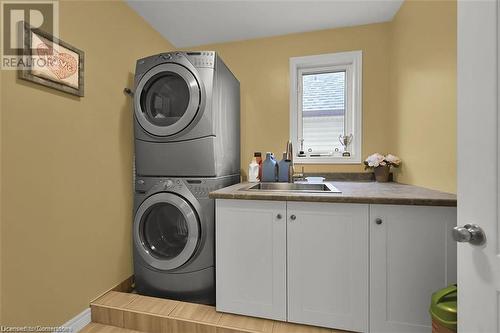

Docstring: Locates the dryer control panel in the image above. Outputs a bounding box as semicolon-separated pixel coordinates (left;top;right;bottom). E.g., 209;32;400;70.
186;51;215;69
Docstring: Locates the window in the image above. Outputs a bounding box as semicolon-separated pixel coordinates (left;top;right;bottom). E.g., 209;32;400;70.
290;51;362;163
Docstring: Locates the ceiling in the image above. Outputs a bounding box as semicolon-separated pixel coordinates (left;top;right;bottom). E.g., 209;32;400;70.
126;0;404;48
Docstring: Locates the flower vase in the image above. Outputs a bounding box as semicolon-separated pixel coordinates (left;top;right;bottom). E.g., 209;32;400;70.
374;165;390;182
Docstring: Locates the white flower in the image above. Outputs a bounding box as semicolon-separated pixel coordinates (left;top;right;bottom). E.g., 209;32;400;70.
365;153;385;167
385;154;401;166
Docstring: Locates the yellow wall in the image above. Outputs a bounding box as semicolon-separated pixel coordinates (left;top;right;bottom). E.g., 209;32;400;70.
189;1;456;192
0;65;3;326
188;23;392;176
0;0;172;325
389;0;457;193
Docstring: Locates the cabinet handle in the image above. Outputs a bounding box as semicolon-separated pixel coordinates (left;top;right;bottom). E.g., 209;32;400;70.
375;218;383;225
276;214;282;219
290;215;296;221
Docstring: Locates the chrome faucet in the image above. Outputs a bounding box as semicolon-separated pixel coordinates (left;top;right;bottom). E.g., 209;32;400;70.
285;141;304;183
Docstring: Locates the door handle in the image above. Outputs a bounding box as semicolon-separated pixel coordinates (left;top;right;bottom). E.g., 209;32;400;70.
452;224;486;245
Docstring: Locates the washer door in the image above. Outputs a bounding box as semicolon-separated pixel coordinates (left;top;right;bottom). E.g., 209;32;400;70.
134;63;202;137
134;192;200;271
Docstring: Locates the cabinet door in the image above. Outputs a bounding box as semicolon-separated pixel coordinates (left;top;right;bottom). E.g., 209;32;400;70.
287;202;369;332
215;199;287;321
370;205;457;333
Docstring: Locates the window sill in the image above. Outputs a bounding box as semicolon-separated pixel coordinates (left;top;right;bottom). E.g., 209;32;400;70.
294;156;362;164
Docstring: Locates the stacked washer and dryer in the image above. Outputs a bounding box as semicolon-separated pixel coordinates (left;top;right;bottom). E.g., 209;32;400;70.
132;51;240;305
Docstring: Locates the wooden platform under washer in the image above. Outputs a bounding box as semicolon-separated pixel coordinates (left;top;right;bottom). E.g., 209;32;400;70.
84;291;349;333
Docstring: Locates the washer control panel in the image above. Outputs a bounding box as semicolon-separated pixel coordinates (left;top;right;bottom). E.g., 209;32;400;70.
135;178;183;193
186;179;210;198
159;179;183;191
135;177;226;197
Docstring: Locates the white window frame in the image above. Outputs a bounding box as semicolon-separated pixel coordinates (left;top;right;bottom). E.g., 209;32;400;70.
290;50;362;164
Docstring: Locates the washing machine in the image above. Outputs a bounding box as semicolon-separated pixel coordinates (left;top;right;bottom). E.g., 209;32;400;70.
133;174;239;305
133;51;240;177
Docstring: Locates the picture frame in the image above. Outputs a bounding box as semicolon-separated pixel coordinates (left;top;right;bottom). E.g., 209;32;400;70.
18;22;84;97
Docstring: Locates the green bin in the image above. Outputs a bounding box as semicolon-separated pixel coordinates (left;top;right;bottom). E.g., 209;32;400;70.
430;284;457;333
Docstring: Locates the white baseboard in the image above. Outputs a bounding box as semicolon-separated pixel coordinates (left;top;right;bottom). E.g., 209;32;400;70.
59;307;91;332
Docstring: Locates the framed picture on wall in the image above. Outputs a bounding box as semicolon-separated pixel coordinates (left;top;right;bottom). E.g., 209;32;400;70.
18;22;84;97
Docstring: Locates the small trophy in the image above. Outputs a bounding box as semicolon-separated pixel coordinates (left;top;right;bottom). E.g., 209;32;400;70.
338;134;353;157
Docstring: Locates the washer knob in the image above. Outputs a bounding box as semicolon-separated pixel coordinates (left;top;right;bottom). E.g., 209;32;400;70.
165;180;174;188
137;179;145;185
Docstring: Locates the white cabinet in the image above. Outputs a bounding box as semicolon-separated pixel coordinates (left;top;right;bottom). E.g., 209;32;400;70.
215;199;457;333
370;205;457;333
215;199;287;321
287;202;369;332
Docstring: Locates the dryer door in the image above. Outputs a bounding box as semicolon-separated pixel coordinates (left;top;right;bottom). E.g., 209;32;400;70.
134;192;200;271
134;63;203;137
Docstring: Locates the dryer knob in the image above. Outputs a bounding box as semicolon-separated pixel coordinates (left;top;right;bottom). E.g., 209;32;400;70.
165;180;174;188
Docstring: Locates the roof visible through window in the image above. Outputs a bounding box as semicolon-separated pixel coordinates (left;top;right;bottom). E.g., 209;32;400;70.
302;71;346;153
302;71;345;117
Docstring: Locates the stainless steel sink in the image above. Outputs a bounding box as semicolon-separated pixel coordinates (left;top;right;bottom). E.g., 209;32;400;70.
244;182;341;193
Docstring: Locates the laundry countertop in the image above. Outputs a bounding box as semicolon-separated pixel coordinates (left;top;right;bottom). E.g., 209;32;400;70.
209;181;457;207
